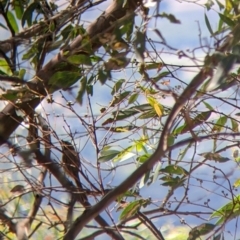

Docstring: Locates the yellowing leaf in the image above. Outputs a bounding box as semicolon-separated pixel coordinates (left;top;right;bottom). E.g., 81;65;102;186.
153;103;162;117
147;96;163;117
225;0;232;12
111;41;129;51
234;179;240;188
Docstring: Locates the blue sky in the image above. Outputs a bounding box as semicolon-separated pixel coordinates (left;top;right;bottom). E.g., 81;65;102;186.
1;0;240;239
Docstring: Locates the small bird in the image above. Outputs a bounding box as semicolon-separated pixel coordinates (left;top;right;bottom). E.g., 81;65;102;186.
60;140;87;204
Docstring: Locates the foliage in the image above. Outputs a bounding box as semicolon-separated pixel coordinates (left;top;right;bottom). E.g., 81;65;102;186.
0;0;240;240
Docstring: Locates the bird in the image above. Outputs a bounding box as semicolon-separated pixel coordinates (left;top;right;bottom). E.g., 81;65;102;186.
60;140;87;204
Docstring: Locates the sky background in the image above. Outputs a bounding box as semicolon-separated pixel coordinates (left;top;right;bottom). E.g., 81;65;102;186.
1;0;240;239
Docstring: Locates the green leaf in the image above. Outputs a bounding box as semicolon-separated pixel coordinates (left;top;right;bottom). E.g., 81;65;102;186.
134;31;145;62
102;110;138;125
204;13;213;36
137;153;152;163
76;76;87;105
212;116;227;132
129;104;153;112
86;84;93;96
157;12;181;24
161;165;188;175
18;69;26;79
139;171;151;188
79;35;93;53
136;141;146;152
161;176;186;188
0;91;19;101
13;0;24;19
122;17;134;41
22;2;39;27
0;22;8;30
113;146;135;162
167;135;175;146
102;104;153;125
145;62;163;70
61;24;74;39
203;101;214;110
111;110;138;119
128;93;138;104
213;233;222;240
210;195;240;224
98;69;109;85
73;25;87;36
218;18;224;33
111;79;125;95
87;75;94;85
139;110;157;119
207;54;238;92
91;55;103;63
48;40;65;52
49;21;56;32
188;223;215;240
110;91;131;107
22;44;38;60
152;71;169;82
173;125;185;135
178;141;194;162
120;200;144;220
0;88;36;102
199;152;230;162
216;0;224;10
0;59;12;75
98;149;120;162
67;54;92;66
152;162;162;183
181;111;212;134
49;71;80;92
231;119;239;132
105;125;135;133
218;13;235;27
7;11;19;33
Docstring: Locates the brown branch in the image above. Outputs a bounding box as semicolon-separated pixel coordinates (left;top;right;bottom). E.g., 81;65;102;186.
14;115;46;239
0;1;142;239
80;229;147;240
34;150;124;239
65;195;76;232
63;69;209;238
0;0;140;144
0;75;25;84
0;208;16;234
0;1;100;55
137;212;165;240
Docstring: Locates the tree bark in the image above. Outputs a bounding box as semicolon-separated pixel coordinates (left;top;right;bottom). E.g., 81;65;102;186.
0;1;142;239
0;0;141;144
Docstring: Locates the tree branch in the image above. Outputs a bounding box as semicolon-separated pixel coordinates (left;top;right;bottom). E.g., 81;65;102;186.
63;70;209;238
0;0;141;144
0;1;142;239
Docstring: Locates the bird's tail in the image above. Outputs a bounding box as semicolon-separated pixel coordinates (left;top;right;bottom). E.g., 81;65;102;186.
75;177;88;205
